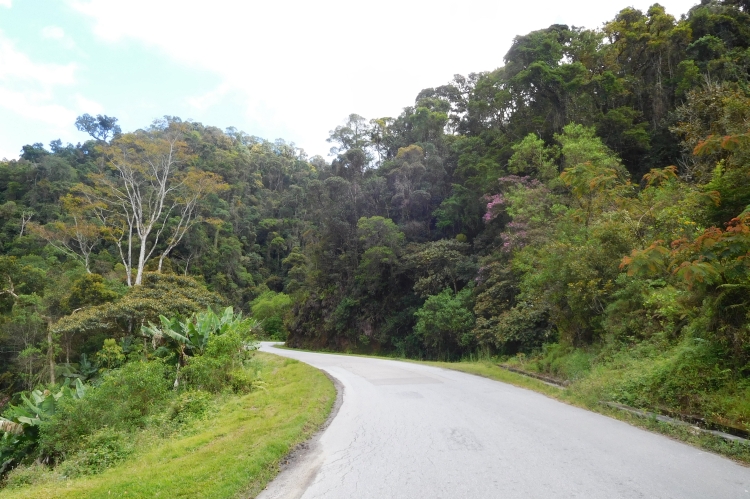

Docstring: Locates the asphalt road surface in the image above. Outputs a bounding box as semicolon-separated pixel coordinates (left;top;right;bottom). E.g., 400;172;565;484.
257;342;750;499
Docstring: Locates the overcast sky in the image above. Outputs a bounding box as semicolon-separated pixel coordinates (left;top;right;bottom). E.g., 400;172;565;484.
0;0;700;160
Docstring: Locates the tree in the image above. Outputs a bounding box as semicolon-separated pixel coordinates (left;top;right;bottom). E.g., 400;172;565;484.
327;114;372;158
28;195;100;273
507;133;558;182
75;128;228;286
52;273;223;342
557;124;628;227
414;288;475;359
250;291;292;339
355;217;405;296
0;257;46;312
406;239;474;296
75;114;122;143
388;145;429;222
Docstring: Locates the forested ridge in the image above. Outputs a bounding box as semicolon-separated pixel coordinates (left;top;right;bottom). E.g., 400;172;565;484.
1;0;750;459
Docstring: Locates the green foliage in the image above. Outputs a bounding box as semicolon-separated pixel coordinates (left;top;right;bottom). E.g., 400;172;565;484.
0;300;266;485
3;463;55;489
606;338;732;411
60;273;119;315
162;390;213;427
0;353;335;498
53;273;223;340
250;291;292;339
507;133;558;181
407;239;474;297
182;331;263;393
262;316;286;340
2;1;750;475
0;379;87;472
141;306;259;389
478;302;555;354
57;428;135;477
37;360;172;460
95;339;124;370
527;343;595;381
357;216;405;249
414;288;475;359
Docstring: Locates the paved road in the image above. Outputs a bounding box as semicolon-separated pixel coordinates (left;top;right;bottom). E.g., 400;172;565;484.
257;343;750;499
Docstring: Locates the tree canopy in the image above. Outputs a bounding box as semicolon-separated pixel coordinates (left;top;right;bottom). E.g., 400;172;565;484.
0;0;749;425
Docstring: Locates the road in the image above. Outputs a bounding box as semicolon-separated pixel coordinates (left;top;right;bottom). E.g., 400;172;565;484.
257;342;750;499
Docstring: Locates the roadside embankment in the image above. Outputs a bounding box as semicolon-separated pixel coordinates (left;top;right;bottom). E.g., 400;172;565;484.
0;352;336;499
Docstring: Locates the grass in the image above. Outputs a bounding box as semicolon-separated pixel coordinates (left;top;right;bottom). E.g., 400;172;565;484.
0;352;336;499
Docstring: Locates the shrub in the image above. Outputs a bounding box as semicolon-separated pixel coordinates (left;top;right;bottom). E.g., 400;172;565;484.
414;288;475;360
250;291;292;339
145;390;214;436
141;306;259;369
58;429;135;477
182;331;260;393
263;316;286;340
531;343;594;380
169;390;212;424
0;380;87;472
608;338;731;412
3;463;55;489
38;360;172;459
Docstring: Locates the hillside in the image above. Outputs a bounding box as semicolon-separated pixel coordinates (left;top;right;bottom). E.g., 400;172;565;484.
0;0;749;476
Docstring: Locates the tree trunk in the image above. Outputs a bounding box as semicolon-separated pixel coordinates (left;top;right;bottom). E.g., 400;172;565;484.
47;323;55;385
135;236;148;285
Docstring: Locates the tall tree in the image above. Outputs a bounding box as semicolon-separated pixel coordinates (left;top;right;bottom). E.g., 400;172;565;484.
75;127;227;286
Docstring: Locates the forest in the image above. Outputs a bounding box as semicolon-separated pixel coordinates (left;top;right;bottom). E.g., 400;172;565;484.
0;0;749;478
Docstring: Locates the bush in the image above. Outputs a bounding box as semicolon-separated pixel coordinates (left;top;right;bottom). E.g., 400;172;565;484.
182;331;259;393
145;390;214;436
166;390;212;426
250;291;292;339
607;338;731;412
477;303;555;354
263;316;286;340
38;360;172;459
414;288;475;359
3;463;55;489
530;343;594;380
58;429;135;477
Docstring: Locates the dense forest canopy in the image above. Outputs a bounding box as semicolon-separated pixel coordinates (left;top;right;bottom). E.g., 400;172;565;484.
0;0;749;412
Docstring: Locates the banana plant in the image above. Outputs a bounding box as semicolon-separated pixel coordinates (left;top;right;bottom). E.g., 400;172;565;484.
7;378;87;427
141;307;260;388
142;316;190;388
78;353;98;380
143;307;256;362
0;379;86;473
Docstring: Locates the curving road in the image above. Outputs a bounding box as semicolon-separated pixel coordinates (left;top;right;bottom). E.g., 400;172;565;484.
257;342;750;499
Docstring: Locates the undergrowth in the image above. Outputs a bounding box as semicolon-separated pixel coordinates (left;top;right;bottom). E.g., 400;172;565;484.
501;336;750;434
0;352;335;498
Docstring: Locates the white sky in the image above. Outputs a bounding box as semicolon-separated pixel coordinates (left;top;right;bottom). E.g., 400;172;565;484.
0;0;700;160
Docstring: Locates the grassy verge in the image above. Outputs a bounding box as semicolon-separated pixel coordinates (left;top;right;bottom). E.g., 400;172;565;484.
0;352;336;499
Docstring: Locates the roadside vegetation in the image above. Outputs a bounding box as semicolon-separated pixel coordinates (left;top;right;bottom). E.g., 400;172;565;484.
0;0;749;484
0;352;334;498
